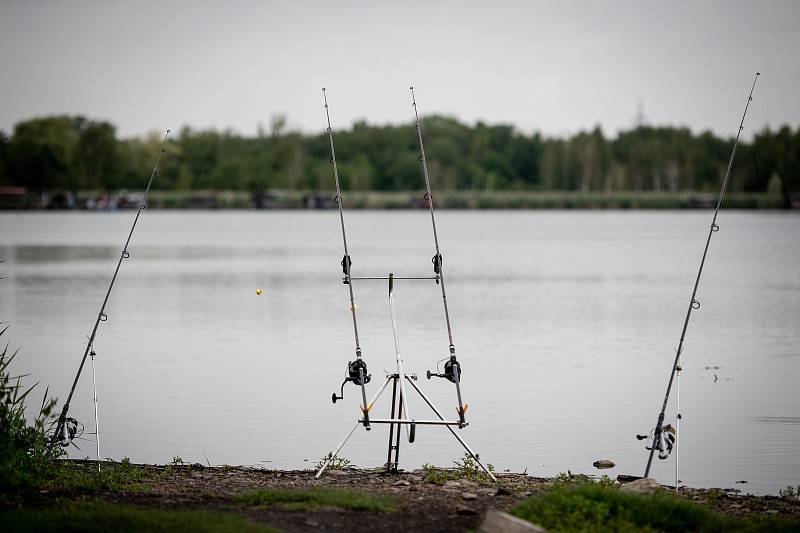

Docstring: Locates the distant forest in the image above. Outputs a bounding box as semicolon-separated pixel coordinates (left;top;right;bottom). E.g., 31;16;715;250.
0;115;796;198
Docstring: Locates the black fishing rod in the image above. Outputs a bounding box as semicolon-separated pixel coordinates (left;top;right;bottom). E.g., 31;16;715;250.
51;130;171;447
323;89;371;428
410;87;467;426
642;73;759;478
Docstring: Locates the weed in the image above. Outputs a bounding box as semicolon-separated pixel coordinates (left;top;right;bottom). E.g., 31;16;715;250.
421;453;495;484
705;488;725;503
0;325;64;506
315;455;351;471
779;485;800;502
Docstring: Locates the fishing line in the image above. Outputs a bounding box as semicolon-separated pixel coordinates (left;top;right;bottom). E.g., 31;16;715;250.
51;130;171;448
641;73;759;478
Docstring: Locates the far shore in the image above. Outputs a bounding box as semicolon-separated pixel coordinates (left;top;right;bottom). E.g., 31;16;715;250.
0;187;795;210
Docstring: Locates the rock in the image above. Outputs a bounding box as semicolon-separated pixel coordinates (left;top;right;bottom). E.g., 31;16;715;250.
462;492;479;500
592;459;615;469
616;474;639;483
496;486;513;496
304;518;320;527
443;480;462;490
479;509;548;532
621;477;661;494
457;504;478;516
393;479;411;487
409;485;419;492
478;487;498;496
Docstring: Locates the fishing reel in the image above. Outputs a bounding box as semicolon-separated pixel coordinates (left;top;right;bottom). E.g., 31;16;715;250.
332;359;371;403
427;355;461;384
637;423;676;460
53;417;80;448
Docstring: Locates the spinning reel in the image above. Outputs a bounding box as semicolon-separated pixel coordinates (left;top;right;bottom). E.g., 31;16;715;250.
332;358;371;403
426;354;461;384
637;423;677;460
426;346;467;426
53;416;80;448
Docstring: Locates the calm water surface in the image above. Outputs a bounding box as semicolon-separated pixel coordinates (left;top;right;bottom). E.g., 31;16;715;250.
0;210;798;495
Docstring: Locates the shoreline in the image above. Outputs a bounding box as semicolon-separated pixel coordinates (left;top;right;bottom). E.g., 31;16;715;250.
18;459;800;532
1;188;793;210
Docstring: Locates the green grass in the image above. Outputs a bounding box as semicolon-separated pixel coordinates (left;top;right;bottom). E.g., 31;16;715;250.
44;458;174;493
236;487;395;512
511;482;800;533
0;501;279;533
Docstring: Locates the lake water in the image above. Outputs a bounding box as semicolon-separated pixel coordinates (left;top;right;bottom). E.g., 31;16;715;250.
0;210;798;495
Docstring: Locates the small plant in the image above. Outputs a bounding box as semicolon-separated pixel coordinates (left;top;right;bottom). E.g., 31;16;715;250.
597;474;616;488
421;454;495;484
779;485;800;502
421;463;459;485
0;325;64;505
705;487;725;503
315;455;351;471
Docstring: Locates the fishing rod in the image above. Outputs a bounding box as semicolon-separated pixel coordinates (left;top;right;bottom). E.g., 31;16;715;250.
641;73;759;478
322;88;372;428
410;87;467;426
51;130;171;448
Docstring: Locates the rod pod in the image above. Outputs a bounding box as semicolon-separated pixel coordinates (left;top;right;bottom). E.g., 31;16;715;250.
643;73;759;478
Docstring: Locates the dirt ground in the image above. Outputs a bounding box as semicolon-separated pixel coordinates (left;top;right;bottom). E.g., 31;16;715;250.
46;462;800;532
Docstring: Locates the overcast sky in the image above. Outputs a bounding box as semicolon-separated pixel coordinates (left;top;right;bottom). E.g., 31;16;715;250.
1;0;798;139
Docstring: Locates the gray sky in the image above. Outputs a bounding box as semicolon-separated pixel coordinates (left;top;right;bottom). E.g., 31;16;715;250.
1;0;798;139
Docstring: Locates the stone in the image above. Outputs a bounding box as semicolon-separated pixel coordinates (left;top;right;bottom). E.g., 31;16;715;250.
462;492;479;500
393;480;411;487
443;480;462;490
621;477;661;494
592;459;615;469
457;504;478;516
304;518;320;527
495;486;513;496
478;509;548;532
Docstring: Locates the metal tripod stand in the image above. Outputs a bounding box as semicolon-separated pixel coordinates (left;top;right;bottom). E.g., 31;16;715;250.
316;273;496;481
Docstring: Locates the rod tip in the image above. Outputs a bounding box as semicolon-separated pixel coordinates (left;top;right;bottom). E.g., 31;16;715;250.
322;87;326;91
166;129;171;133
409;86;414;90
756;72;760;76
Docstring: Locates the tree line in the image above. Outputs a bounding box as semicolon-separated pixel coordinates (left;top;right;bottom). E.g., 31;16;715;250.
0;115;796;200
